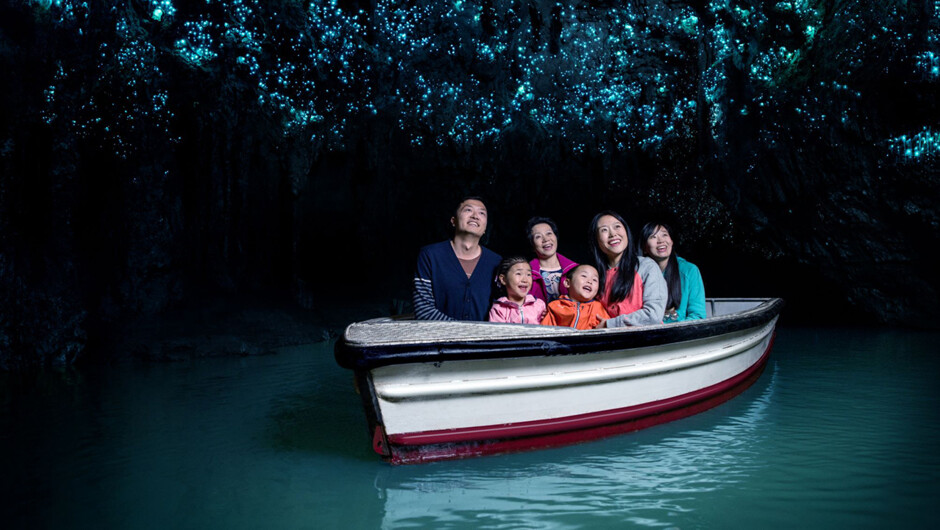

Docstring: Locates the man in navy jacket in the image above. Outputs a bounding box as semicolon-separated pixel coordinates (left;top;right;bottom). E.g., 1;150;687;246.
413;197;502;321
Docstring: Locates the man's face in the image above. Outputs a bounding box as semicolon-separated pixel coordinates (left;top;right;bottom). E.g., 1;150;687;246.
452;199;487;237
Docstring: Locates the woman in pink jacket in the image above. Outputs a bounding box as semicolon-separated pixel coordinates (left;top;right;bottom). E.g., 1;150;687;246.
526;216;578;304
488;257;547;324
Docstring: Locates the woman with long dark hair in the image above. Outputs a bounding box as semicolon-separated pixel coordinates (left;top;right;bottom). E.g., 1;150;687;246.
589;211;667;327
640;222;706;322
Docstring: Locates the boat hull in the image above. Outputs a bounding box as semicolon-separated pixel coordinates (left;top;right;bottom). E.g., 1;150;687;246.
336;298;783;464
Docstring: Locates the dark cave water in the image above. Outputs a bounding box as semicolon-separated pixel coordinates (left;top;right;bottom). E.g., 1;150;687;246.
2;326;939;529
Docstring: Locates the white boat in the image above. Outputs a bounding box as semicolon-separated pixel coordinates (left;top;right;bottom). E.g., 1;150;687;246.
334;297;784;464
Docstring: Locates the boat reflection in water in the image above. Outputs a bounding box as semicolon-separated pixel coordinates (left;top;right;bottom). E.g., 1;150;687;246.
334;298;784;464
371;364;778;528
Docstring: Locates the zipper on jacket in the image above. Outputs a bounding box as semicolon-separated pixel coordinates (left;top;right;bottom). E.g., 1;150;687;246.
572;301;580;328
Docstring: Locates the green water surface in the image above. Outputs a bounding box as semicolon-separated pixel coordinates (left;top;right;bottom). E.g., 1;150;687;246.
2;327;938;529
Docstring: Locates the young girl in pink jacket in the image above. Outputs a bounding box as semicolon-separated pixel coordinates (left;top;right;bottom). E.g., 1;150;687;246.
487;257;547;324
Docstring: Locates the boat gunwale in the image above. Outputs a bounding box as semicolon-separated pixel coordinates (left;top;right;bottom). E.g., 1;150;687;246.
335;298;784;371
374;318;776;401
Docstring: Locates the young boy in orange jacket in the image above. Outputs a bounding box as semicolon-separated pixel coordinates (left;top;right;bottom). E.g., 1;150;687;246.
541;264;611;330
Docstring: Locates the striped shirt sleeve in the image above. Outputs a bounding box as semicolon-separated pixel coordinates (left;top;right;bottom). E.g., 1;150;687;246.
413;247;453;321
413;276;452;321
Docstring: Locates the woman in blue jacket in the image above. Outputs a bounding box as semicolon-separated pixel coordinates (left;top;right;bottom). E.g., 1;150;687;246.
640;222;706;322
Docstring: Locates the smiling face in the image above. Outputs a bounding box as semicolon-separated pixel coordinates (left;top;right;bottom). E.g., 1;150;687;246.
564;265;600;303
529;222;558;260
595;214;628;264
499;262;533;303
452;199;487;237
644;225;674;264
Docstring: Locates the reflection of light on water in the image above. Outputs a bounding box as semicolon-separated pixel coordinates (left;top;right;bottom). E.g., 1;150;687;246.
374;364;778;529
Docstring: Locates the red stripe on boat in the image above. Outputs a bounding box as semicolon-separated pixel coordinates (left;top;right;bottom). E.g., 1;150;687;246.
384;334;775;464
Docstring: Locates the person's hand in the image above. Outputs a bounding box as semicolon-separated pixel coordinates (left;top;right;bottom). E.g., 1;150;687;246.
664;307;678;321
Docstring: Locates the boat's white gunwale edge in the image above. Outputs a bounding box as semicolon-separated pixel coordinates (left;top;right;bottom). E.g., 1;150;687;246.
343;298;777;347
374;318;776;400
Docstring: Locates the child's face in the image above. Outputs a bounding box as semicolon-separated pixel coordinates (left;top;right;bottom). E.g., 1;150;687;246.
565;266;600;302
500;263;533;302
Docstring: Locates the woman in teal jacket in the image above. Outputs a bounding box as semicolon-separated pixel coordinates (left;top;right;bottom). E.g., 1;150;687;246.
640;222;706;322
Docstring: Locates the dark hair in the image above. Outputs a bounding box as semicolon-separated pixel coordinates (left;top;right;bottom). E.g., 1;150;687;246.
494;256;528;290
589;210;638;305
525;216;559;246
565;263;595;280
640;222;681;309
455;196;486;215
